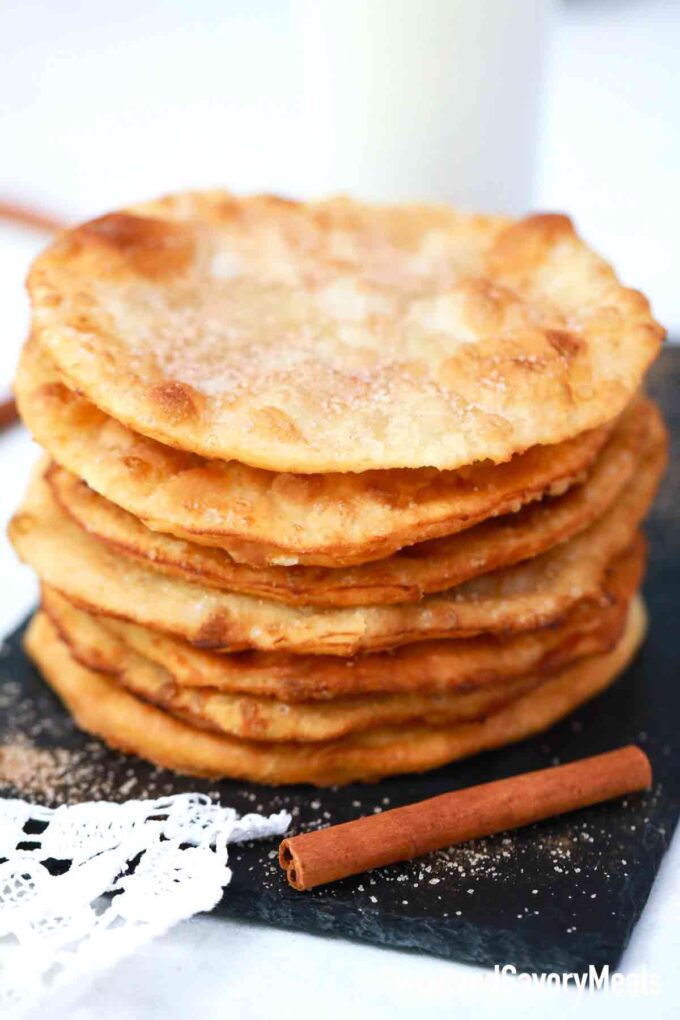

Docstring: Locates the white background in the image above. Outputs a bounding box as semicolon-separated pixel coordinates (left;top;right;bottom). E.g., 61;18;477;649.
0;1;678;1016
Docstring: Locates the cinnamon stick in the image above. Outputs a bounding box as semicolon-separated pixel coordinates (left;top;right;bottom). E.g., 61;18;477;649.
0;397;18;430
279;746;651;891
0;200;65;234
0;200;63;433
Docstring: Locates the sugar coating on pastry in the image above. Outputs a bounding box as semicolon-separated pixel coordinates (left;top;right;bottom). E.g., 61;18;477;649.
28;192;663;472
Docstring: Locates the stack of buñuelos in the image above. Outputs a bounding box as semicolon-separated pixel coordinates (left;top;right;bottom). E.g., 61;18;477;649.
10;192;667;785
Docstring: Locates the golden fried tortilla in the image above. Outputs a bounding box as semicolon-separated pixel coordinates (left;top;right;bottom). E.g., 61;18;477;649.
46;398;660;605
25;599;646;785
10;438;661;655
40;538;642;702
16;337;618;567
29;192;662;472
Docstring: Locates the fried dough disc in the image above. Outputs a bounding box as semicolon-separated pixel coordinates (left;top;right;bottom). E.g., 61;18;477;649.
28;192;662;473
40;538;641;701
16;339;616;568
42;593;545;742
25;599;646;785
47;399;660;607
10;445;660;655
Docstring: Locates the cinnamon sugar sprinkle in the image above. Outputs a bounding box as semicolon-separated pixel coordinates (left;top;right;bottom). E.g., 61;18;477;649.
0;734;136;805
0;673;171;805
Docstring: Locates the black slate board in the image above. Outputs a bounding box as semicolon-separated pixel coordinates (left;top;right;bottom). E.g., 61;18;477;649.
1;351;679;976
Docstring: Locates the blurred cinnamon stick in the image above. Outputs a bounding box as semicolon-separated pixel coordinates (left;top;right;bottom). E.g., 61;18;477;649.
0;397;18;430
279;746;651;891
0;200;64;433
0;200;65;234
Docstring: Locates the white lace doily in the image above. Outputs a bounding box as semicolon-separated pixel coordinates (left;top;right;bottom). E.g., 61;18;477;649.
0;793;290;1016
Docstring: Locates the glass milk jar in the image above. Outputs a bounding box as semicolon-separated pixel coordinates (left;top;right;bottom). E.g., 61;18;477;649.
293;0;551;213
